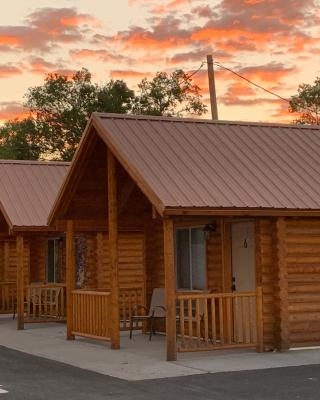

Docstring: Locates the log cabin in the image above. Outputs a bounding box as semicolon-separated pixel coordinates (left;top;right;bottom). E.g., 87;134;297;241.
49;113;320;361
0;160;69;328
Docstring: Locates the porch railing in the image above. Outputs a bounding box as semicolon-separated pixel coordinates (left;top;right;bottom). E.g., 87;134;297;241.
71;286;144;341
176;287;263;352
0;282;16;314
119;287;144;331
25;284;66;323
72;289;111;341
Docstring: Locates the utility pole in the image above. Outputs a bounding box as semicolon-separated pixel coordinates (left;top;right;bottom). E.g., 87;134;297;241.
207;54;219;120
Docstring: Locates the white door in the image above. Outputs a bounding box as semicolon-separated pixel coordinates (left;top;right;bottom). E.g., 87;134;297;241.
232;221;256;293
231;221;256;343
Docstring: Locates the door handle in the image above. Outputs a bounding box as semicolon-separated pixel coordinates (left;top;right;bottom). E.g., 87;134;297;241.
232;276;236;291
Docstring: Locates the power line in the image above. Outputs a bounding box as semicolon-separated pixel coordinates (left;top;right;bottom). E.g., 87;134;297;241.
213;61;289;104
186;61;206;80
203;60;319;118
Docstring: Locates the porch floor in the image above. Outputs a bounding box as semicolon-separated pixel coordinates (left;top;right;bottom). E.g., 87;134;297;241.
0;315;319;381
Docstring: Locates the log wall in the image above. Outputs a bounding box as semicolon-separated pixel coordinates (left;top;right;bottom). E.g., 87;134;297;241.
81;232;146;295
0;240;30;284
286;219;320;347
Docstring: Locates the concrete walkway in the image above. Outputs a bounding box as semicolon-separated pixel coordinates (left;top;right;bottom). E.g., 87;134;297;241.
0;315;319;381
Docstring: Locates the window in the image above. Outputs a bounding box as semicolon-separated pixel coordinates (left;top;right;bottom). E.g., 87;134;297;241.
176;227;206;290
46;238;60;283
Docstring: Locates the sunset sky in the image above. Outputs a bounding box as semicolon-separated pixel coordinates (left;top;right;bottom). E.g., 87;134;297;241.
0;0;319;123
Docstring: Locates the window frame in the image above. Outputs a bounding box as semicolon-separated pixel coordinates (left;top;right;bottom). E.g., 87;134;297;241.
46;237;61;284
175;225;207;292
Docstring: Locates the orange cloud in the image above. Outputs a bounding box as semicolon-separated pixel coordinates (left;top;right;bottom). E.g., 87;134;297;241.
0;102;29;121
270;101;298;123
0;8;98;52
70;49;130;63
192;28;272;44
168;48;231;65
109;70;152;80
94;16;191;52
0;64;22;78
152;0;192;13
237;62;297;83
27;57;61;75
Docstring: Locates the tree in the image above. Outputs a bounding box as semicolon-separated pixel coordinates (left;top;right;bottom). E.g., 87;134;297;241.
24;69;135;160
289;77;320;124
132;69;207;116
0;118;42;160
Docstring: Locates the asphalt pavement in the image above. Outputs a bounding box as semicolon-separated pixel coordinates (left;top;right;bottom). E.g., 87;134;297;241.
0;345;319;400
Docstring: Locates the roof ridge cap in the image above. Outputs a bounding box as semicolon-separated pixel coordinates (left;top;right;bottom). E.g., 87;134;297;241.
0;160;70;165
92;112;320;130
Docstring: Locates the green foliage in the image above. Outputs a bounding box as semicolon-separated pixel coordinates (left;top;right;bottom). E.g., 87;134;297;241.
24;69;134;160
132;69;207;117
0;118;42;160
289;77;320;124
0;68;207;161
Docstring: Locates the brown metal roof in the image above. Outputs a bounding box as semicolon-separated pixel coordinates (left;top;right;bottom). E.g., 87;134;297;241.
0;160;69;228
92;113;320;212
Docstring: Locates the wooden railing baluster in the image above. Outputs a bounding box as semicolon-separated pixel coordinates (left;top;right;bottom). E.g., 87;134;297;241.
203;298;209;346
179;298;185;350
188;298;193;349
176;289;262;353
211;297;216;345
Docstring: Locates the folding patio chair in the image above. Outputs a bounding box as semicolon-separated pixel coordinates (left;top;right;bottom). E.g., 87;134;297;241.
129;287;166;340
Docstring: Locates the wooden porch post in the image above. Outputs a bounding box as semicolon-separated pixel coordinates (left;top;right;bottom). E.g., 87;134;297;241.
274;217;289;351
163;218;177;361
4;242;9;282
108;149;120;349
256;286;264;352
66;220;75;340
16;234;24;330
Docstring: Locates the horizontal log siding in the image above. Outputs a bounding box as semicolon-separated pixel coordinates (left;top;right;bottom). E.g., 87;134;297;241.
145;220;164;298
83;232;145;297
0;240;30;284
29;237;46;283
286;219;320;347
0;244;4;281
256;219;276;350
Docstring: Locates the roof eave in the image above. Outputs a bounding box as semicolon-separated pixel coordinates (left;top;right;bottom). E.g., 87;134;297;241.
163;207;320;217
0;200;13;231
11;225;60;233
